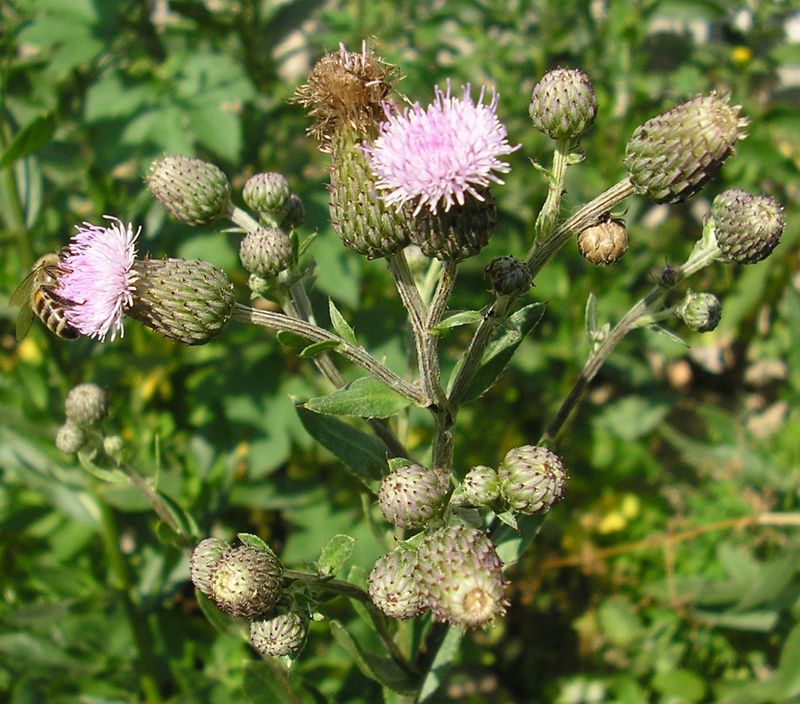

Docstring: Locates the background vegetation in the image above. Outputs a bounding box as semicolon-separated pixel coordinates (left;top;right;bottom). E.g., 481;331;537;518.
1;0;799;702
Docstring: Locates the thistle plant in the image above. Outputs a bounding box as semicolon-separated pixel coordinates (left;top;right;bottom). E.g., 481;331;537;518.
23;44;788;701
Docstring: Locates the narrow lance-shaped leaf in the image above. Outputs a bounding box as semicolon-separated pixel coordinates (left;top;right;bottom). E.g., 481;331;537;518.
329;299;357;345
316;534;356;577
0;114;56;169
304;377;412;419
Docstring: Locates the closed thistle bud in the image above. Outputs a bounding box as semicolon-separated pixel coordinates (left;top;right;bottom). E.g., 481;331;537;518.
250;611;309;657
412;190;497;262
711;189;785;264
239;226;294;277
329;135;412;258
416;525;507;628
624;94;747;203
677;291;722;332
190;538;230;596
282;194;305;230
128;258;235;345
243;173;292;218
378;464;450;529
368;546;424;620
529;68;597;140
209;545;283;619
65;383;108;427
55;421;87;454
499;445;567;515
577;218;629;266
147;156;231;225
485;256;531;296
459;465;501;508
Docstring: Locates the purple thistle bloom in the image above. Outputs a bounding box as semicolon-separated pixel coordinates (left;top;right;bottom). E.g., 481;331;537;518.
364;83;519;215
56;216;139;341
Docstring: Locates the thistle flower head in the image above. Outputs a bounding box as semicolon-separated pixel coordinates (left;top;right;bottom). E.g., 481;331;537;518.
239;226;295;277
364;83;519;216
147;156;231;225
711;189;785;263
293;42;399;148
250;612;309;657
190;538;230;596
243;172;292;218
485;256;532;296
456;465;501;509
378;463;450;529
368;546;425;620
499;445;568;515
55;421;87;455
55;217;139;342
64;383;108;427
529;68;597;140
677;291;722;332
208;544;283;619
577;218;629;266
417;525;507;628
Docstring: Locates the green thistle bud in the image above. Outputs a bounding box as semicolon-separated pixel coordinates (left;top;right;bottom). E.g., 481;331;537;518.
103;435;125;461
485;256;532;296
459;465;501;508
239;226;294;277
282;194;305;230
147;156;231;225
55;421;86;455
412;190;497;262
329;135;412;258
190;538;230;596
711;189;785;264
624;94;747;203
417;525;507;628
499;445;567;515
64;383;108;427
577;218;629;266
529;68;597;140
250;611;309;657
128;258;235;345
378;464;450;529
677;291;722;332
243;173;291;218
209;544;283;619
368;546;424;620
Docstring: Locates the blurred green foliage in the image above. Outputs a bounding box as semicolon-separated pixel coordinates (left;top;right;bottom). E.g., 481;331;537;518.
1;0;799;702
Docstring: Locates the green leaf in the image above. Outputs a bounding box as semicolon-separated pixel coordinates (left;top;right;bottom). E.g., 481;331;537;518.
431;310;483;334
196;592;249;643
0;114;56;169
304;377;412;419
692;609;778;632
419;626;462;702
299;339;341;358
329;621;415;693
387;457;412;473
448;303;546;402
777;621;800;697
493;514;547;566
495;510;518;531
596;396;671;441
296;407;386;489
329;299;357;345
243;660;309;704
237;532;279;561
316;534;356;577
277;330;311;349
651;668;706;702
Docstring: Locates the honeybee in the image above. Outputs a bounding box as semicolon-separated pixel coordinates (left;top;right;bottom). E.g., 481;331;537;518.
10;253;80;341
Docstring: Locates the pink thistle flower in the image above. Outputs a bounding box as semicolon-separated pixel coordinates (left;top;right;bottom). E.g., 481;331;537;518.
364;84;519;215
56;216;139;341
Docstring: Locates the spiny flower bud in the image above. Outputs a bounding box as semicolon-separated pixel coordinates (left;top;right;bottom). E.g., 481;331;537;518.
239;226;294;277
250;612;308;657
103;435;125;461
624;94;747;203
677;291;722;332
292;43;399;148
128;258;235;345
209;544;283;619
499;445;567;515
529;68;597;140
282;194;305;230
368;547;424;620
190;538;230;596
577;218;629;266
711;189;785;264
378;464;450;529
243;173;292;218
485;256;532;296
147;156;231;225
329;135;412;258
412;190;497;262
416;525;507;628
55;421;87;454
459;465;501;508
64;383;108;427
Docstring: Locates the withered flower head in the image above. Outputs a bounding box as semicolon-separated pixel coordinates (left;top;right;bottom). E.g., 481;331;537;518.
292;42;400;149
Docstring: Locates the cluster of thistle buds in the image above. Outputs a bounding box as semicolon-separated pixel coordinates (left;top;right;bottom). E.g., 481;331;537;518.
191;537;309;657
55;383;108;454
367;447;566;628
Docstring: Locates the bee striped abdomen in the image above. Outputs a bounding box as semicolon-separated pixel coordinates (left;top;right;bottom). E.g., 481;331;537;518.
32;287;80;340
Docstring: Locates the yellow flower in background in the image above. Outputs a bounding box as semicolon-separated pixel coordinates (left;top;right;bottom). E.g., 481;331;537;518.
732;46;752;66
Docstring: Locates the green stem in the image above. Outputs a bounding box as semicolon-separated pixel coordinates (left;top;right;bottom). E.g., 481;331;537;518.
284;570;418;678
532;138;571;245
97;499;162;703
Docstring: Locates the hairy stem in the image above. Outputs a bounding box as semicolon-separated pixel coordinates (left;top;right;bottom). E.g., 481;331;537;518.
233;304;425;406
532;137;571;245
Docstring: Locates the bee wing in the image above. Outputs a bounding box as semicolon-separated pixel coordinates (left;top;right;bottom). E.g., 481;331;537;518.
10;268;37;341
